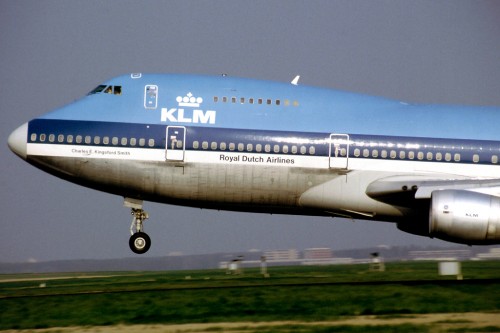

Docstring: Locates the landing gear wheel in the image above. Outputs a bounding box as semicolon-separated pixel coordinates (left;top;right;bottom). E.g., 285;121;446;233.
127;204;151;254
129;232;151;254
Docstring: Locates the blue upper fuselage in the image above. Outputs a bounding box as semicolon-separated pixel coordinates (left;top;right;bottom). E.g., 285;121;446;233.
38;73;500;140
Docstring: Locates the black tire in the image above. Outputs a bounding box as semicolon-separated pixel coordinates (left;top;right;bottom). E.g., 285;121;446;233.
129;232;151;254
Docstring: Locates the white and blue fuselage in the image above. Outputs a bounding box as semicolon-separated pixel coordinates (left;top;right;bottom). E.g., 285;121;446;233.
9;73;500;253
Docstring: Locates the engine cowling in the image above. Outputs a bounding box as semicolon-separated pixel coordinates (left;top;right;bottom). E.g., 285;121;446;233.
429;190;500;244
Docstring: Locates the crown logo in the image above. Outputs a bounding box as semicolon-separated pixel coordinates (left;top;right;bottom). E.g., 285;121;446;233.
176;92;203;107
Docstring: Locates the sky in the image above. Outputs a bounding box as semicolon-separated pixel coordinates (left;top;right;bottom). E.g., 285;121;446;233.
1;1;500;263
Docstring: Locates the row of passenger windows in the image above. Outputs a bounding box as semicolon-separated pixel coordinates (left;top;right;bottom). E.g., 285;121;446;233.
30;133;155;147
28;132;500;164
348;147;497;164
192;140;315;155
213;96;299;107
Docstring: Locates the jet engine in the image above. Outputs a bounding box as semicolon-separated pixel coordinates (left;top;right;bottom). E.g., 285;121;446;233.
429;190;500;244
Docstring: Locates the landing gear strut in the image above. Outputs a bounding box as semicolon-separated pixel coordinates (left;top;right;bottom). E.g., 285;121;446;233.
125;198;151;254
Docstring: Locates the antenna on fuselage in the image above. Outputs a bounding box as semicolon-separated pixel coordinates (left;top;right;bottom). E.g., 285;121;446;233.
291;75;300;86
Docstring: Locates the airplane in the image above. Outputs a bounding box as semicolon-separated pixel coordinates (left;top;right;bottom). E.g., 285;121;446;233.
8;73;500;254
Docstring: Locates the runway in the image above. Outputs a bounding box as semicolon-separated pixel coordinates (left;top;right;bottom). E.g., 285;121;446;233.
1;262;499;331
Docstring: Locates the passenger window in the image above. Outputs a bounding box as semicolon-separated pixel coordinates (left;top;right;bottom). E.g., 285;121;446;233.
49;134;55;143
300;146;306;154
238;143;244;151
399;151;405;159
202;141;208;149
417;152;424;160
121;138;128;146
193;141;199;149
436;152;442;161
30;133;37;142
381;150;387;158
247;143;253;152
84;136;91;144
176;140;183;149
310;146;316;155
408;151;415;160
354;148;360;157
276;100;281;106
372;150;379;158
363;149;369;158
67;135;73;143
292;146;298;154
284;100;290;106
76;135;82;144
454;153;461;162
283;145;289;154
211;142;217;150
112;137;118;145
265;144;271;153
492;155;498;164
267;99;272;105
445;153;451;161
231;97;236;103
240;97;245;104
222;97;228;103
427;152;433;160
94;136;100;145
130;138;137;146
293;101;299;107
473;154;479;163
274;145;280;153
103;137;109;145
214;96;219;103
139;138;146;147
58;134;64;143
258;98;263;105
390;150;396;159
148;139;154;147
256;144;262;152
249;98;254;104
229;143;235;151
220;142;227;150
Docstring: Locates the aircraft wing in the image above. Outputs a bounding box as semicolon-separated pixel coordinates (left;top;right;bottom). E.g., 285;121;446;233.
366;175;500;203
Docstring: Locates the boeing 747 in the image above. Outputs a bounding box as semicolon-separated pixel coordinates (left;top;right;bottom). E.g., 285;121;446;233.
8;73;500;253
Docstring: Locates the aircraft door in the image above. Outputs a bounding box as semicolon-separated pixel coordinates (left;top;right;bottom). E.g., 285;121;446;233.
144;85;158;109
166;126;186;161
329;134;349;169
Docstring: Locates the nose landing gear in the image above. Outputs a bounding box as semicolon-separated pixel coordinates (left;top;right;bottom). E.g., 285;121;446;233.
125;198;151;254
129;231;151;254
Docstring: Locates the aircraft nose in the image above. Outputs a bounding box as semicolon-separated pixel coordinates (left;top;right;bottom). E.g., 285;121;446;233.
8;122;28;160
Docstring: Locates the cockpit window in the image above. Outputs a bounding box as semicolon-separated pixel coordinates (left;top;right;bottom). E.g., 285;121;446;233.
89;85;107;95
88;85;122;95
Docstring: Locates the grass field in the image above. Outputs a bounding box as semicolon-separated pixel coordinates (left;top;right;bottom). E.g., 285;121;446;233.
0;261;499;331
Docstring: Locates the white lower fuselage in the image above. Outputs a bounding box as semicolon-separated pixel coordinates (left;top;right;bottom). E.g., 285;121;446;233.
24;120;500;223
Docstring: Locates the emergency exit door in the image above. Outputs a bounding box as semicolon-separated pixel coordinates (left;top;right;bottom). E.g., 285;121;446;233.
144;85;158;109
166;126;186;161
329;134;349;169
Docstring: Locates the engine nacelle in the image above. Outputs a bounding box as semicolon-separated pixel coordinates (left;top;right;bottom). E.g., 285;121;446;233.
430;190;500;244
